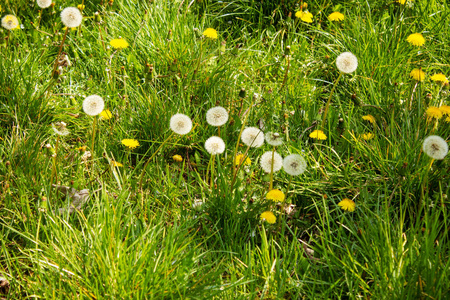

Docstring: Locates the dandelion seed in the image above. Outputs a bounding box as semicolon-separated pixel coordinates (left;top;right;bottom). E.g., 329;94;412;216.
295;11;313;23
265;132;284;147
36;0;52;9
328;12;344;21
83;95;104;116
410;69;425;81
362;115;376;124
361;133;374;140
110;38;129;49
260;151;283;173
241;127;264;148
283;154;307;176
121;139;139;149
234;154;251;166
430;73;448;84
338;198;355;212
170;113;193;135
266;189;285;202
260;211;276;224
422;135;448;160
206;106;228;127
99;109;113;120
61;7;82;28
52;121;70;136
426;106;442;119
336;52;358;74
203;28;218;39
309;130;327;140
204;136;225;155
406;33;425;46
1;15;19;30
172;154;183;162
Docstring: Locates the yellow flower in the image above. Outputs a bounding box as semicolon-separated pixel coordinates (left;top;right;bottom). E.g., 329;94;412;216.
111;161;123;167
121;139;139;149
398;0;414;4
446;116;450;123
99;109;113;120
173;154;183;162
63;26;77;31
361;133;374;140
110;38;129;49
426;106;443;119
234;154;251;166
328;12;344;21
77;145;87;152
406;33;425;46
295;11;313;23
260;211;276;224
362;115;376;124
203;28;218;39
266;189;285;202
338;198;355;212
439;105;450;116
309;130;327;140
77;4;85;10
410;69;425;81
430;73;448;84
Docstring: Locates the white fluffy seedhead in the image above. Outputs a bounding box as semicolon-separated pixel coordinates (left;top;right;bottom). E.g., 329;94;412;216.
170;113;193;135
283;154;307;176
206;106;228;127
83;95;104;116
260;151;283;173
422;135;448;160
336;52;358;74
61;7;82;28
241;127;264;148
205;136;225;155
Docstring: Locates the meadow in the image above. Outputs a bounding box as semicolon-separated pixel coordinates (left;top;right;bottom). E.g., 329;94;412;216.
1;0;450;298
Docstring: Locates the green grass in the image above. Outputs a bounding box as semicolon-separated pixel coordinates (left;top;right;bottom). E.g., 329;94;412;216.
1;0;450;298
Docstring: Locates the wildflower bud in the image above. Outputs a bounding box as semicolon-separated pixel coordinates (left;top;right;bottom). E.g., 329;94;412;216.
239;88;246;98
287;12;292;22
5;182;10;189
284;45;291;56
94;12;101;22
302;3;308;9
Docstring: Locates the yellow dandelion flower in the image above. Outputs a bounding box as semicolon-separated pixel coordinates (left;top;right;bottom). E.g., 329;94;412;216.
111;161;123;167
362;115;376;124
410;69;425;81
295;11;313;23
110;38;129;49
266;189;285;202
361;133;374;140
99;109;113;120
203;28;218;39
77;145;87;152
234;154;251;166
397;0;406;4
439;105;450;116
406;33;425;46
309;130;327;140
77;4;85;10
426;106;443;119
328;12;344;21
121;139;139;149
446;116;450;123
430;73;448;84
260;211;276;224
338;198;355;212
173;154;183;162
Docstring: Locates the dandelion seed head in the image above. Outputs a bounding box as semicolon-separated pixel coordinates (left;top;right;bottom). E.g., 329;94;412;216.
206;106;228;127
241;127;264;148
204;136;225;155
260;151;283;173
422;135;448;160
336;52;358;74
283;154;307;176
82;95;104;116
36;0;52;9
52;121;70;136
265;132;284;146
1;15;19;30
61;7;82;28
170;113;193;135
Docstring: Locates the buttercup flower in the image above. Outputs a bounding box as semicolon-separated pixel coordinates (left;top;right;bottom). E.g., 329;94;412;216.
234;154;251;166
328;12;344;21
83;95;104;116
172;154;183;162
52;121;70;136
241;127;264;148
361;133;374;140
422;135;448;160
110;38;129;49
260;151;283;173
309;130;327;140
206;106;228;127
121;139;139;149
283;154;307;176
204;136;225;155
410;69;425;81
439;105;450;116
338;198;355;212
336;52;358;74
266;189;285;202
61;7;82;28
430;73;448;84
426;106;442;119
1;15;19;30
99;109;112;120
295;11;313;23
362;115;376;124
170;113;193;135
260;211;276;224
265;132;283;146
37;0;52;9
407;33;425;46
203;28;218;39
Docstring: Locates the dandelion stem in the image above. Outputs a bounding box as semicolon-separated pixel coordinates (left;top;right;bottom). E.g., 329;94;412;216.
90;116;97;157
210;154;216;188
321;72;342;128
52;27;69;78
269;146;275;191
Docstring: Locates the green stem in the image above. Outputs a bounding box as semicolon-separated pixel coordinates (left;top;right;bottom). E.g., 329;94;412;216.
210;154;216;188
90;117;97;156
321;72;342;128
269;146;275;191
